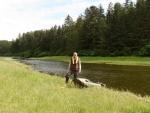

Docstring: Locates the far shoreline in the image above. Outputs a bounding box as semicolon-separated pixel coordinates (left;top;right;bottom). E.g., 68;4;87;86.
27;56;150;66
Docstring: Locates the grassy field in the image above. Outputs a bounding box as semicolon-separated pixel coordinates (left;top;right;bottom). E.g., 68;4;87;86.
1;57;150;113
32;56;150;66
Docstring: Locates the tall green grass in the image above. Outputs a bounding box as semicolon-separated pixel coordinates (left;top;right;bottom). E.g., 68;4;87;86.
1;57;150;113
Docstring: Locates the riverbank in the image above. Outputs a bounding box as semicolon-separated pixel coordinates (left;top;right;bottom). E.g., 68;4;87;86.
1;57;150;113
31;56;150;66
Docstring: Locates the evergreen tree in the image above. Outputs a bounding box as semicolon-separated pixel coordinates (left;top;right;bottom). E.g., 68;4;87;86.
81;5;106;52
63;15;76;55
76;15;84;51
135;0;148;53
0;40;11;55
6;0;149;57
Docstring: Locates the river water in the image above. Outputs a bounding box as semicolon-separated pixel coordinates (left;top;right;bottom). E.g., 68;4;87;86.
20;59;150;96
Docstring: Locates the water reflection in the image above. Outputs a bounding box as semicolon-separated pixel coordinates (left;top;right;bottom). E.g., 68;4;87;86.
20;60;68;75
20;59;150;96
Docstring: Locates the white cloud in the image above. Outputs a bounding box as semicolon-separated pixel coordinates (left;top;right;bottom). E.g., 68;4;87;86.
0;0;136;41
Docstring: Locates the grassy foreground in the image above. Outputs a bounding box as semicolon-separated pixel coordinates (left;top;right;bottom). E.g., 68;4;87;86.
0;57;150;113
32;56;150;66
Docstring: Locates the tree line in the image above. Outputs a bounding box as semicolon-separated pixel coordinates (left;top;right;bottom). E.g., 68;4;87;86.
0;0;150;57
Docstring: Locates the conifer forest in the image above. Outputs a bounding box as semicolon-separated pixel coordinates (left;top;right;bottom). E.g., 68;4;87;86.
0;0;150;57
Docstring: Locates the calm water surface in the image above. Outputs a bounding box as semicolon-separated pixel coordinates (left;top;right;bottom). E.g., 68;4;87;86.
20;59;150;96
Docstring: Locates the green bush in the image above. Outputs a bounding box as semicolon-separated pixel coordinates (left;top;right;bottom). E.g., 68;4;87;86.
37;52;50;57
33;50;42;57
78;50;92;56
78;49;109;56
20;50;32;58
138;44;150;56
4;53;12;56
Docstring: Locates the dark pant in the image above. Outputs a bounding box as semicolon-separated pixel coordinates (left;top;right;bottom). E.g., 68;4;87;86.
65;71;78;83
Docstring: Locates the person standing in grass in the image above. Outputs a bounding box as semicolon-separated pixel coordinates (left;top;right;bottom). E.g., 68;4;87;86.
65;52;81;83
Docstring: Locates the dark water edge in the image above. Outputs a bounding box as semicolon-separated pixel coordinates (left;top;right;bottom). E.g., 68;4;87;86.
20;59;150;96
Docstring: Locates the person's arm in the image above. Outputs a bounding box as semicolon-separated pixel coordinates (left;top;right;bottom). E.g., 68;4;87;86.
68;60;71;71
78;58;81;73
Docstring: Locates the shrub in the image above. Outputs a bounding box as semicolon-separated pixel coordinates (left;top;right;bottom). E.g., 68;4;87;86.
78;49;109;56
20;50;32;58
37;52;49;57
138;44;150;56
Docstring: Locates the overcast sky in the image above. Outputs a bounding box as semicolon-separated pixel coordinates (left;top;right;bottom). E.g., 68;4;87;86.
0;0;136;41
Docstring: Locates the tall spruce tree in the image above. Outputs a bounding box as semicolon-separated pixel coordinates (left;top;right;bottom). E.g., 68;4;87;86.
81;5;106;53
63;15;76;55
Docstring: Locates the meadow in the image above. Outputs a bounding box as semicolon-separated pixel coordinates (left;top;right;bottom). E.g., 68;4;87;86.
0;57;150;113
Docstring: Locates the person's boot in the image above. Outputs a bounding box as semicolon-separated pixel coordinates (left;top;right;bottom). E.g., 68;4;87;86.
65;76;69;83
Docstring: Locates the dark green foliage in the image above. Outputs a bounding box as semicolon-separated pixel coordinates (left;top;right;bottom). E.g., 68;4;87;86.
0;40;11;56
78;49;109;56
20;50;33;58
2;0;150;57
138;44;150;56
